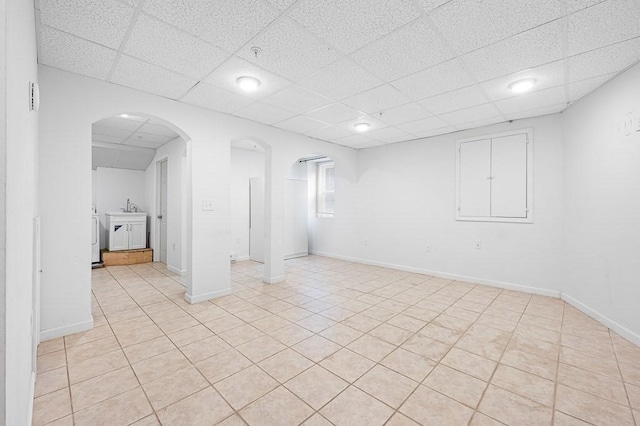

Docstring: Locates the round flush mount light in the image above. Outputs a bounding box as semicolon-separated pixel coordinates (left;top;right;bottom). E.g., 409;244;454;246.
119;114;130;118
237;76;261;92
354;122;371;132
509;78;537;94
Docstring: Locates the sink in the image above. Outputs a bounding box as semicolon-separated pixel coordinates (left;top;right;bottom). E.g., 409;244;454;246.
106;211;146;215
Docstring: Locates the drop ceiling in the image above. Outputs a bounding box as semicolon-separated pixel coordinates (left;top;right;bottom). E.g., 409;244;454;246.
37;0;640;149
92;114;180;170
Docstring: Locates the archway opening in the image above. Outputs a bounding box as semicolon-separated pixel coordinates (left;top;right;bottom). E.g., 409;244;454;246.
91;113;189;280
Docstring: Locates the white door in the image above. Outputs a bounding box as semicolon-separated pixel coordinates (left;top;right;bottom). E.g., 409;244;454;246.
129;222;146;249
159;160;168;263
249;177;265;263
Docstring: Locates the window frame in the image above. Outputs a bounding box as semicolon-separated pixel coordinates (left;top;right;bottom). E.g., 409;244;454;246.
316;160;335;218
455;128;533;224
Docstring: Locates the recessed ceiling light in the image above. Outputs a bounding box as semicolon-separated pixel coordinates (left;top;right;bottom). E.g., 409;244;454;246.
237;76;261;92
354;122;371;132
509;78;537;94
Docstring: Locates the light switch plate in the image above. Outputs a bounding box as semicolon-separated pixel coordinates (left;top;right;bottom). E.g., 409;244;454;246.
202;199;214;211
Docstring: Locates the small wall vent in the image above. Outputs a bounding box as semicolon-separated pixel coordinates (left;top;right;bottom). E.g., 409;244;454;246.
29;82;40;112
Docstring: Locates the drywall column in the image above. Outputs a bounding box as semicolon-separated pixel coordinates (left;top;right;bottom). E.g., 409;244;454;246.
3;0;40;423
263;148;285;283
185;136;231;302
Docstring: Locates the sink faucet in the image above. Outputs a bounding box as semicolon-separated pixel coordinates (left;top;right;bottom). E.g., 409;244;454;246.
127;198;131;212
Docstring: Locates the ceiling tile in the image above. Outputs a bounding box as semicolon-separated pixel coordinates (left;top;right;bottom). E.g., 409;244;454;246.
92;146;121;169
135;122;180;138
567;0;640;56
350;17;454;81
263;85;333;114
298;59;383;100
567;73;615;102
110;55;198;99
113;150;156;170
181;82;254;113
461;20;564;83
417;0;451;13
40;0;134;49
397;116;450;134
342;84;411;114
493;86;567;115
392;59;475;100
92;133;126;144
567;37;640;82
236;18;341;81
430;0;565;54
263;0;297;11
205;56;292;99
125;132;172;146
376;102;432;125
305;103;363;124
39;26;117;80
480;60;566;102
439;103;503;125
289;0;421;54
412;125;457;139
305;126;354;141
92;123;133;139
275;116;329;133
504;103;567;121
420;85;489;115
566;0;606;14
365;126;413;141
99;117;144;131
143;0;278;52
455;116;506;131
124;14;229;80
234;101;297;125
333;134;375;148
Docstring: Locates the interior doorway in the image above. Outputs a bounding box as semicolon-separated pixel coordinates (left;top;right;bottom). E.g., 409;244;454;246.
158;159;168;264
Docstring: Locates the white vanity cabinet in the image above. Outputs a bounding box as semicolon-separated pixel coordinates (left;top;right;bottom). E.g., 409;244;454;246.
106;212;147;251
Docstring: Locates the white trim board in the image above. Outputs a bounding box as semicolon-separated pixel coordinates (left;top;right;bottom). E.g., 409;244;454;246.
310;250;640;346
185;288;231;304
40;318;93;341
166;264;186;276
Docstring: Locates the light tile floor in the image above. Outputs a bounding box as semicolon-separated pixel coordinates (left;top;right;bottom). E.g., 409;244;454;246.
33;256;640;425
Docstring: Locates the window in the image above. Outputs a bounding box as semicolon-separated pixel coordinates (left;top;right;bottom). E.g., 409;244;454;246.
455;129;533;223
317;161;335;217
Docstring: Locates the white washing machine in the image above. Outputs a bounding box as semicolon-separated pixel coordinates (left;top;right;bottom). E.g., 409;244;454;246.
91;206;100;263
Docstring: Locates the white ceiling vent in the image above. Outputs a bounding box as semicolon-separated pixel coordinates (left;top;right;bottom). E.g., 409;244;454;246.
29;82;40;112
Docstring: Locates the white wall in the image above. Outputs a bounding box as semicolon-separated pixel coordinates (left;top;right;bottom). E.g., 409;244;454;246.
2;0;40;423
38;66;357;336
312;115;565;295
145;137;187;274
562;62;640;343
230;148;264;261
95;167;146;249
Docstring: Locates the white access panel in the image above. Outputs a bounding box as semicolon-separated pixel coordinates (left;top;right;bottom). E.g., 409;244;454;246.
458;139;491;217
249;177;265;263
491;134;528;218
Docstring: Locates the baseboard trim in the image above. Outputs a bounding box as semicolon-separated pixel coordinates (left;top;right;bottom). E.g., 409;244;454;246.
40;318;94;341
236;255;250;262
185;288;231;304
263;275;285;284
167;264;186;276
310;250;559;298
561;293;640;346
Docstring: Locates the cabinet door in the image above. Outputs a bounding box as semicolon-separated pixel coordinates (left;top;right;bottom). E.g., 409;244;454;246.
110;223;129;251
128;222;147;249
459;139;491;217
491;134;528;218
